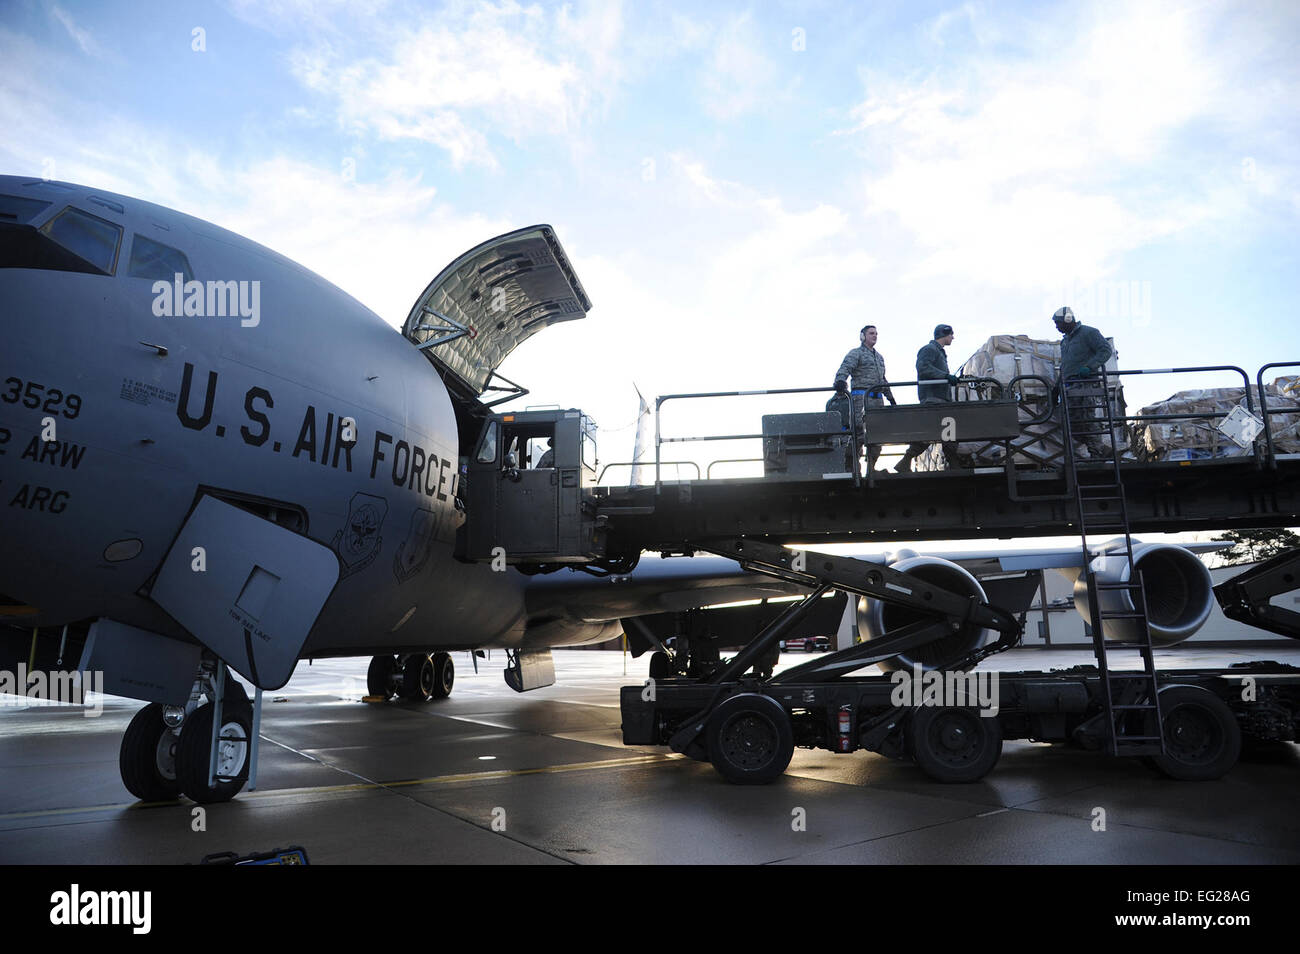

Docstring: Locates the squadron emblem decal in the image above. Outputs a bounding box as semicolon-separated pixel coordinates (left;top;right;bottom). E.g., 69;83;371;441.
393;507;441;583
331;492;388;578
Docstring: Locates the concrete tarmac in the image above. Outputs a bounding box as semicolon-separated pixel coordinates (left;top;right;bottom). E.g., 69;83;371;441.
1;648;1298;864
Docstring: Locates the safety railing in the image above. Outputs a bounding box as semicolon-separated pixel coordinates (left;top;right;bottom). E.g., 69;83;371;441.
597;460;700;483
936;373;1058;471
648;364;1297;490
1097;365;1261;466
1257;362;1300;469
654;377;1009;489
655;385;847;490
965;365;1270;471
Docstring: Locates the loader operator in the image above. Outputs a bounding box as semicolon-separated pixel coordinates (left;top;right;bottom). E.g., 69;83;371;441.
833;324;896;473
1053;306;1115;459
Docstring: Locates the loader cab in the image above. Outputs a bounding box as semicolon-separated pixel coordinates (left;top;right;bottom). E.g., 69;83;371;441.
464;408;605;564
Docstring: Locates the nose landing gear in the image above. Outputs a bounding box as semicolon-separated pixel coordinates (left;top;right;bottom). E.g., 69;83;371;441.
119;662;258;805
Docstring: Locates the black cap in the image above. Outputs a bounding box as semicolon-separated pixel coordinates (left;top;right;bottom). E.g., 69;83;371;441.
934;324;954;339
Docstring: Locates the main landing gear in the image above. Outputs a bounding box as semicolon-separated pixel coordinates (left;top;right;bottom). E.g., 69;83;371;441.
649;609;780;682
119;662;255;805
366;652;454;703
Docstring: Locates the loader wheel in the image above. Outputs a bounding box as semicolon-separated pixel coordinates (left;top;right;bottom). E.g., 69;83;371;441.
706;693;793;784
1149;686;1240;781
910;706;1002;783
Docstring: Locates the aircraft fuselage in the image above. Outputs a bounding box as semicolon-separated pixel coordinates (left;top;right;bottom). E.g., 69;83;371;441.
0;177;544;656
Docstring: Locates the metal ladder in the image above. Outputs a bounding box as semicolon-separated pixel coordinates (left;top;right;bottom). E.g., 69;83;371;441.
1060;371;1165;757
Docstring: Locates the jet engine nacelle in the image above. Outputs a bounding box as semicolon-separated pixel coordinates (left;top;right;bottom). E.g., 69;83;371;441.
1068;542;1214;647
857;554;992;672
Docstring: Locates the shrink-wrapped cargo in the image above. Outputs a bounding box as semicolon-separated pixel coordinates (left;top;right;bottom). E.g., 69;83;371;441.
1132;383;1300;460
911;334;1122;471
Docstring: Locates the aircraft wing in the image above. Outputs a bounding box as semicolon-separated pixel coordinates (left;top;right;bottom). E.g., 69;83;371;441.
519;539;1224;630
402;225;591;398
522;556;809;621
517;543;1082;629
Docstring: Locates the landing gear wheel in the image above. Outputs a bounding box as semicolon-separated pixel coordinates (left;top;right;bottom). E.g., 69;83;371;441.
367;655;397;699
223;677;249;708
648;651;671;680
706;693;794;784
1149;686;1240;781
430;652;454;699
120;703;181;802
175;702;251;804
910;706;1002;782
401;654;435;702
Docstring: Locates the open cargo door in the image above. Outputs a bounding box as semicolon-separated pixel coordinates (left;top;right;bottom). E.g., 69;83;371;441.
402;225;591;406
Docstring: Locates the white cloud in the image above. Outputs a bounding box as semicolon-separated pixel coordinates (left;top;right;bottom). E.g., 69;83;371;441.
285;1;625;168
923;1;983;46
700;12;778;119
0;38;508;326
844;1;1300;289
49;5;105;58
486;153;883;467
670;151;742;204
657;154;878;387
188;159;510;325
227;0;393;37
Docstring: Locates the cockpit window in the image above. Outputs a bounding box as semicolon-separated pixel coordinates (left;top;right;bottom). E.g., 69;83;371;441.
38;206;122;274
0;194;52;224
581;422;596;471
475;420;500;464
128;233;193;282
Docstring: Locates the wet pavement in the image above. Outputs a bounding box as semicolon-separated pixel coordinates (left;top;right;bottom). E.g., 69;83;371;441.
1;648;1297;864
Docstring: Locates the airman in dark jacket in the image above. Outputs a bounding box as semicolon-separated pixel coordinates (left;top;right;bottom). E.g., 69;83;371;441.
1053;307;1113;458
895;324;959;473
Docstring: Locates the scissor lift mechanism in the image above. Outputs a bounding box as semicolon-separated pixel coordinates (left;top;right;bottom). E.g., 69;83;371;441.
1214;547;1300;640
619;538;1300;784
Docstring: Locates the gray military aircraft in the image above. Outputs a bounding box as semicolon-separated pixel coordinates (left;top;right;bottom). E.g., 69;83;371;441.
0;175;1222;805
0;175;817;803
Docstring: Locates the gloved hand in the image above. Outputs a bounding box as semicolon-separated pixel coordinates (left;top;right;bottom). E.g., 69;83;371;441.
834;379;848;393
947;374;959;385
1078;366;1092;376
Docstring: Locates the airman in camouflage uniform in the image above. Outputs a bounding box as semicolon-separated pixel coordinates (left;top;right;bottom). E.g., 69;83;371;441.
833;325;896;472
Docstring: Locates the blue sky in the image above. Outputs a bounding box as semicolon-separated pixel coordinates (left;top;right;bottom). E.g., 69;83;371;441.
2;0;1298;470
